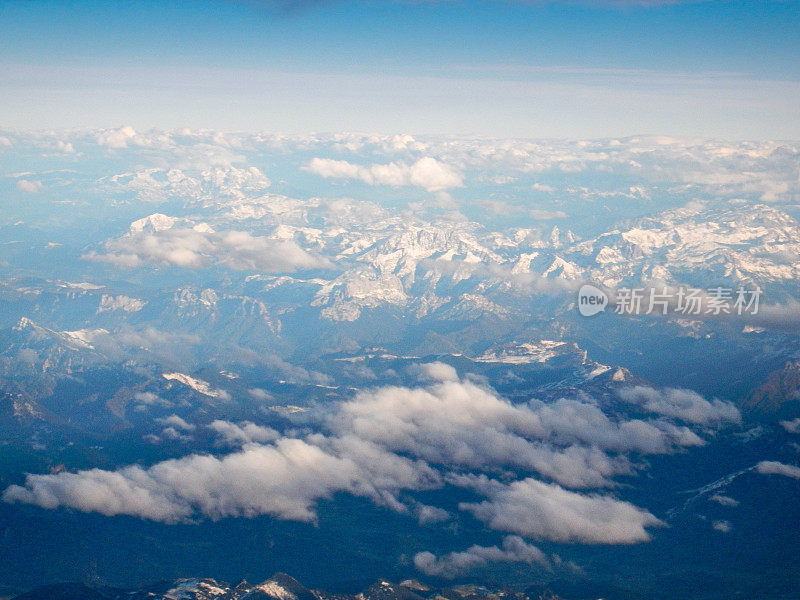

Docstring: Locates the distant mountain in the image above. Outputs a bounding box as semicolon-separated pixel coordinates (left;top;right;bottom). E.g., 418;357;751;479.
12;583;122;600
11;574;563;600
746;360;800;414
4;200;800;380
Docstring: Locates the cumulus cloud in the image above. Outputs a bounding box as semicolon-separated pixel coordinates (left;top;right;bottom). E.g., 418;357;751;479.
133;392;172;408
780;418;800;434
412;502;451;525
133;392;160;404
2;365;727;542
331;376;708;488
618;386;741;426
410;360;459;382
16;179;43;193
208;420;279;447
756;460;800;479
85;227;332;272
414;535;549;578
458;477;663;544
709;494;739;507
303;157;462;192
247;388;273;401
159;427;193;442
3;437;438;523
96;125;139;149
712;520;732;533
156;415;196;431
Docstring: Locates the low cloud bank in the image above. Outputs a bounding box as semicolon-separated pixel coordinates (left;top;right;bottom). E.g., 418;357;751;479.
414;535;549;578
303;157;462;192
5;364;735;561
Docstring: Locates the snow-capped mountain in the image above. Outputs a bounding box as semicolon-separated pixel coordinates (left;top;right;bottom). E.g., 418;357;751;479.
10;573;558;600
3;130;800;600
104;199;800;324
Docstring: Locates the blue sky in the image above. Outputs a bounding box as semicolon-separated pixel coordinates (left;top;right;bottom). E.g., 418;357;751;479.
1;0;799;138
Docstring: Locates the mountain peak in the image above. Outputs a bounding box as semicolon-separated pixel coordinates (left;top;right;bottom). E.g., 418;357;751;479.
746;360;800;413
129;213;177;234
247;573;316;600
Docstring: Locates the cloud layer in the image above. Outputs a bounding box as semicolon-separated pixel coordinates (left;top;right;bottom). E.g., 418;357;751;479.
86;226;331;272
458;476;663;544
303;157;463;192
3;437;437;523
756;460;800;479
414;535;549;578
4;365;733;557
331;375;711;488
618;386;741;426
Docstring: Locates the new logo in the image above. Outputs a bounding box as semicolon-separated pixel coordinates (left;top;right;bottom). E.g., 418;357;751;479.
577;284;608;317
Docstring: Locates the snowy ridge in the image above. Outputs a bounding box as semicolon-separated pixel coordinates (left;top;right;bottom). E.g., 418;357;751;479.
162;373;229;399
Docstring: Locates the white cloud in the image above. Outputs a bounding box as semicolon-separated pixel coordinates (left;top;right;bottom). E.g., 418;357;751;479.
709;494;739;507
477;199;524;216
412;502;451;525
618;386;741;426
331;376;708;488
712;520;732;533
529;209;567;220
55;140;75;153
133;392;171;408
86;227;332;272
411;361;459;382
1;367;727;542
458;477;663;544
2;437;438;523
756;460;800;479
96;125;139;149
247;388;273;401
303;157;462;192
156;415;196;431
160;426;192;442
135;393;158;403
16;179;43;193
208;420;279;447
780;418;800;434
414;535;549;578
